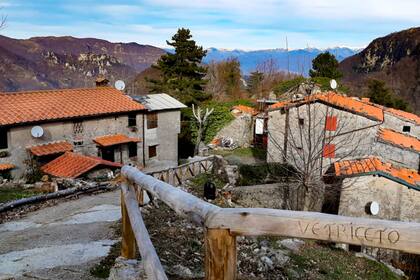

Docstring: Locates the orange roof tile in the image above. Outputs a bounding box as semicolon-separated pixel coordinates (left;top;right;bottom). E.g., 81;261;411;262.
41;152;122;178
378;128;420;153
29;141;73;156
0;163;15;171
270;92;384;121
93;134;141;147
385;108;420;125
231;105;258;116
0;87;145;126
334;157;420;188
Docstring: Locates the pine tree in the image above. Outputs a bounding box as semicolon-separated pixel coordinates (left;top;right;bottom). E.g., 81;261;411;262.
247;71;264;97
309;52;343;79
148;28;209;105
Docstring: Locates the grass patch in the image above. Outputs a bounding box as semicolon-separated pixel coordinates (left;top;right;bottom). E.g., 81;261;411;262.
90;241;122;278
287;243;400;280
213;147;266;160
0;187;38;203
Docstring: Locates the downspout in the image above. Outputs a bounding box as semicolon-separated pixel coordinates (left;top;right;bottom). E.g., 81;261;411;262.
283;108;290;162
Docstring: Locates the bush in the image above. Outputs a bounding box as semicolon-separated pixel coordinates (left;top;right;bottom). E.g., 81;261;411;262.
238;162;295;186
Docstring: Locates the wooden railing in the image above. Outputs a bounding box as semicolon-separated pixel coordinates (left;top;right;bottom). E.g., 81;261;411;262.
120;165;420;280
148;156;215;185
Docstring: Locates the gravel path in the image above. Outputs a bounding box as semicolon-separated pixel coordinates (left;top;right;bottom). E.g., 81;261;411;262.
0;190;122;279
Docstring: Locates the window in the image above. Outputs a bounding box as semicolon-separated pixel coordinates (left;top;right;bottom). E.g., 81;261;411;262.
325;115;338;131
323;144;336;158
128;113;137;127
147;113;158;129
128;143;137;158
0;127;7;149
73;121;84;146
298;118;304;126
403;125;411;133
148;145;158;158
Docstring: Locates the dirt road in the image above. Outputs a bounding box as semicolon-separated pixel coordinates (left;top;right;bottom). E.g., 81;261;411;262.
0;190;122;279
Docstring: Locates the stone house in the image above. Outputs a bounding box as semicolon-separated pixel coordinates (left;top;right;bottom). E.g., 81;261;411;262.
0;88;186;179
133;94;187;171
266;92;420;173
326;157;420;267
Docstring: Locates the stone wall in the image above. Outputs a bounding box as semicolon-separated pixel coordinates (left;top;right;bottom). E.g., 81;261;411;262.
338;176;420;222
214;114;254;147
143;110;180;168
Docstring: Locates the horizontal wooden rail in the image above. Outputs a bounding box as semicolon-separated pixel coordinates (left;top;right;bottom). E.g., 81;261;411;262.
121;166;420;279
149;156;215;186
122;165;220;225
121;182;168;279
206;208;420;255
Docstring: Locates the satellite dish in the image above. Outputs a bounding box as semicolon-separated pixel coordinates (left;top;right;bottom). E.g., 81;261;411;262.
366;201;380;216
31;126;44;138
115;80;126;91
330;79;337;90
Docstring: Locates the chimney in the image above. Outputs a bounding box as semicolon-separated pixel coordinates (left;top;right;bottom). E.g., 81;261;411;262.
95;76;109;87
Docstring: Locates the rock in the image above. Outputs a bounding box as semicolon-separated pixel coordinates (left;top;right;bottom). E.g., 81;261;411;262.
260;256;273;269
41;175;49;182
278;238;305;253
171;264;193;278
108;257;145;280
273;250;290;266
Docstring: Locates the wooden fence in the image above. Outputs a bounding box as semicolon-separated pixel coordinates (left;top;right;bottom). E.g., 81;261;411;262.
148;156;215;185
121;165;420;280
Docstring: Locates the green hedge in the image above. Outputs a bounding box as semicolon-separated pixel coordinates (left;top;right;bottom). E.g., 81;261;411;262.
238;162;296;186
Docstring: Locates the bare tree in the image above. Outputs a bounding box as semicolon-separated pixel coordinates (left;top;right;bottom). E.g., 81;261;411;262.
0;9;6;31
267;92;372;211
192;104;214;155
205;58;242;100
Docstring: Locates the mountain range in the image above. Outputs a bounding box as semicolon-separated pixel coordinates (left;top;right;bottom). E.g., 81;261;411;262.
0;35;164;91
340;27;420;113
203;47;360;75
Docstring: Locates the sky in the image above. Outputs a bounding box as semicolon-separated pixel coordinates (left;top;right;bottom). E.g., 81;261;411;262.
0;0;419;50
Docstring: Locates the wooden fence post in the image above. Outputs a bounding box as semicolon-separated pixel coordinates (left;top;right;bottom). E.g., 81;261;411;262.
121;187;137;259
205;228;237;280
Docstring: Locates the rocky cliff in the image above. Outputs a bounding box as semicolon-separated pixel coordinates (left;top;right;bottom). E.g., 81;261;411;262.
0;35;165;91
340;27;420;113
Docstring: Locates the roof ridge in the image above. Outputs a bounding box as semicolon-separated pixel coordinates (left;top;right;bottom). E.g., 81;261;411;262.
0;86;115;96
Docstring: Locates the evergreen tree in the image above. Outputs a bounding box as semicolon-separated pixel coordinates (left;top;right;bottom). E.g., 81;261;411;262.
367;79;410;111
309;52;343;79
148;28;209;105
247;71;264;97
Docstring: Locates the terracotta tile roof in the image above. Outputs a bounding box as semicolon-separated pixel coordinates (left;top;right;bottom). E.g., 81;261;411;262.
41;152;122;178
385;108;420;125
378;128;420;153
270;92;384;121
0;87;145;126
29;141;73;156
334;157;420;189
0;163;15;171
93;134;141;147
231;105;258;116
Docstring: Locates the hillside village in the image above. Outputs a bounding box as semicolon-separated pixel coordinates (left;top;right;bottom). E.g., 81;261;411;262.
0;22;420;280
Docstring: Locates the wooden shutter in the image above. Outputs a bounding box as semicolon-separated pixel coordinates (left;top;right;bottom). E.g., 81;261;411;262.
325;116;337;131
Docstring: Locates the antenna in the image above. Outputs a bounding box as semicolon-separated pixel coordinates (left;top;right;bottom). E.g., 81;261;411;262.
115;80;126;91
330;79;337;90
31;126;44;138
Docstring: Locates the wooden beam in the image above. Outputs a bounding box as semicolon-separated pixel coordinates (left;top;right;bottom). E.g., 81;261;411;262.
121;188;137;259
122;166;220;225
121;183;168;279
206;208;420;255
205;228;237;280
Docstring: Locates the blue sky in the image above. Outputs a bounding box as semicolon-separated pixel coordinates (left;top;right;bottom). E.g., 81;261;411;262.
0;0;419;50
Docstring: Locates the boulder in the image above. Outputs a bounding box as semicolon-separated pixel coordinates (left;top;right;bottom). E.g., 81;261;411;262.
108;257;145;280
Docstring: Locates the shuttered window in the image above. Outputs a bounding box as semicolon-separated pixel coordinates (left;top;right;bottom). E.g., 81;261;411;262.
323;144;336;158
147;113;158;129
325;116;337;131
